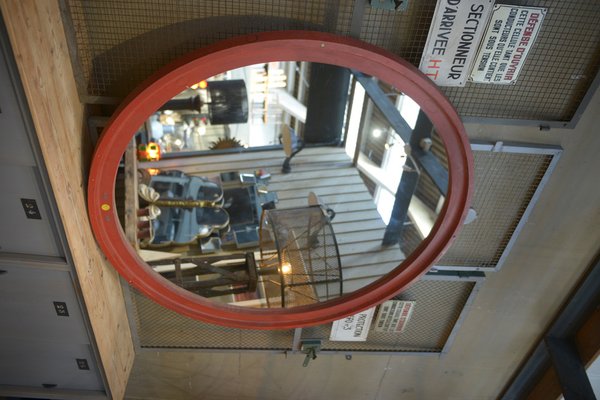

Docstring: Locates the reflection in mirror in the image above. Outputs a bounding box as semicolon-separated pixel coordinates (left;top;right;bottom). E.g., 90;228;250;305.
116;61;449;309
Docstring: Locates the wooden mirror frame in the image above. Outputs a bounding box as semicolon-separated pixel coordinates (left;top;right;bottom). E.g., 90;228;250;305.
88;31;473;329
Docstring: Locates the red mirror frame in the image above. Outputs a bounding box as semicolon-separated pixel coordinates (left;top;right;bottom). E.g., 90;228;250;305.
88;31;473;329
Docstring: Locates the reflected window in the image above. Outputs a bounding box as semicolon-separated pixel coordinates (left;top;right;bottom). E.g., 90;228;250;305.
397;94;420;130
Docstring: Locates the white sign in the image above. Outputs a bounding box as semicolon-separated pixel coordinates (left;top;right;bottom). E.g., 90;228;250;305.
329;307;375;341
374;300;415;333
471;5;546;84
419;0;494;87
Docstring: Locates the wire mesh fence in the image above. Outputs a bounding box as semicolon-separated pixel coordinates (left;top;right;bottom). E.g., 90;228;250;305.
400;146;556;270
131;288;296;350
63;0;599;122
440;150;553;268
129;278;475;352
301;279;474;352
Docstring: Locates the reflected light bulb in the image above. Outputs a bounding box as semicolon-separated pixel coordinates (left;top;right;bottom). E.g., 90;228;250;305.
280;262;292;274
372;128;382;138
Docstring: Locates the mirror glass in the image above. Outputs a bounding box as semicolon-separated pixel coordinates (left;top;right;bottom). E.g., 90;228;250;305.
116;61;448;309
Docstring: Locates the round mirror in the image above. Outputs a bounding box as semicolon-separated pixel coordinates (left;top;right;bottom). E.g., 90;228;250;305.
89;31;473;329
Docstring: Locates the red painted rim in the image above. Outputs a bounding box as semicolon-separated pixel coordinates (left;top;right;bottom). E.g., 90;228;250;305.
88;31;473;329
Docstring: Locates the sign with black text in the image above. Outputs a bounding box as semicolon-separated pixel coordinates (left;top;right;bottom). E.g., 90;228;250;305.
419;0;494;87
329;307;375;341
374;300;415;333
471;5;546;84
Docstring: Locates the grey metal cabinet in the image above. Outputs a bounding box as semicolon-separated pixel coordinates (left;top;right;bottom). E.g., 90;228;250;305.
0;340;103;391
0;29;35;168
0;165;62;257
0;18;109;399
0;262;90;345
0;259;106;396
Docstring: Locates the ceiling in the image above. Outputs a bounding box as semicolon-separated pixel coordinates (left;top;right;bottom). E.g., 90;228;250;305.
121;75;600;400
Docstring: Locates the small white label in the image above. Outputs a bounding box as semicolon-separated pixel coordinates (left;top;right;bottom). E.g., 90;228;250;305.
329;308;376;341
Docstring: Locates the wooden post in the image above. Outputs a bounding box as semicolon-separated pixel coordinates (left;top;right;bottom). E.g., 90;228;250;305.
0;2;134;398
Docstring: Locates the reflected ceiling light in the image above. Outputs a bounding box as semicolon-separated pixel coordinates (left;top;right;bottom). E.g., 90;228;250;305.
280;262;292;275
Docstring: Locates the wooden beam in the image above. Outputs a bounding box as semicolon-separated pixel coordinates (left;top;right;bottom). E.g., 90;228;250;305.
544;337;596;400
575;307;600;367
526;365;561;400
525;314;600;400
0;2;134;399
507;254;600;400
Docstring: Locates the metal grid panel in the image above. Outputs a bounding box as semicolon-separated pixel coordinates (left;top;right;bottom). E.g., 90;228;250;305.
359;0;600;121
63;0;600;122
302;280;475;352
401;147;555;270
441;0;600;121
130;289;295;350
128;280;474;353
439;151;552;268
64;0;354;98
359;0;436;66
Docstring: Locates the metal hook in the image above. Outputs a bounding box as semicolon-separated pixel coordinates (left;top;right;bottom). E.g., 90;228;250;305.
300;339;321;367
302;348;318;367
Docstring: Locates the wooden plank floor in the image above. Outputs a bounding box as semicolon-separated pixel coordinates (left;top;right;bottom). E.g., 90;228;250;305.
145;146;405;294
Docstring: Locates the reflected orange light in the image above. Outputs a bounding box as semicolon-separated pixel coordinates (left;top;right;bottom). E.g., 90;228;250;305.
137;142;162;161
191;80;208;90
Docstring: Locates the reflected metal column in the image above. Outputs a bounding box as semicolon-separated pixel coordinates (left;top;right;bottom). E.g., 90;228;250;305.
352;70;449;246
381;112;434;246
